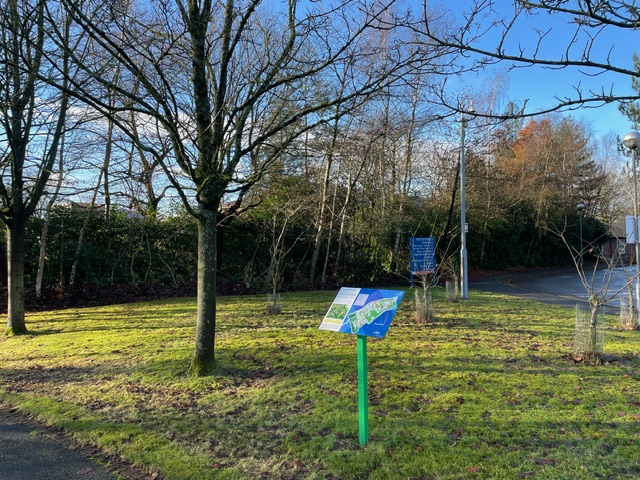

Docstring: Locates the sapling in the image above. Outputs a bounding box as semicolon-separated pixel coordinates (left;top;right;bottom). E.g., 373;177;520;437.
558;227;639;363
412;239;457;323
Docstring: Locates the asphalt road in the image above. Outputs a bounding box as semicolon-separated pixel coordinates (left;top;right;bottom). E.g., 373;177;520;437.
0;405;120;480
471;268;582;307
471;266;634;312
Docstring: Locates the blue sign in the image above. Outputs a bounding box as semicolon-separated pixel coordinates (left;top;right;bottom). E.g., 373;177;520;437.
410;237;436;274
319;288;404;339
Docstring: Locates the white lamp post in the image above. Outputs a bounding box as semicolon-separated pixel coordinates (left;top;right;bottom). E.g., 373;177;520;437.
623;130;640;309
460;104;475;300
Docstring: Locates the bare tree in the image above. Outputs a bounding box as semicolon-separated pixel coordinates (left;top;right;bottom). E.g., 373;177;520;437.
54;0;431;374
0;0;77;333
557;223;639;363
263;193;310;314
415;1;640;116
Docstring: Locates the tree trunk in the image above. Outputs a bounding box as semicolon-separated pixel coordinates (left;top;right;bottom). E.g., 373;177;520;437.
440;155;461;255
69;169;104;286
587;305;601;363
392;97;417;271
309;116;339;285
36;140;65;297
321;136;345;284
103;118;114;253
336;156;365;270
6;222;26;334
189;208;218;375
35;203;55;297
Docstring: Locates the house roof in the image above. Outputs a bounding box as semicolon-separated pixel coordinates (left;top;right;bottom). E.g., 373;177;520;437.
609;221;627;239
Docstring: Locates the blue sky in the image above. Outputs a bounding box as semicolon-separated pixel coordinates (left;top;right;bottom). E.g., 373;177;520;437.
431;0;639;139
506;62;634;138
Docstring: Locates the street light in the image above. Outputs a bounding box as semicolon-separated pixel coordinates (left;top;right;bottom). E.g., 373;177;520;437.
460;103;475;300
577;202;585;268
623;130;640;309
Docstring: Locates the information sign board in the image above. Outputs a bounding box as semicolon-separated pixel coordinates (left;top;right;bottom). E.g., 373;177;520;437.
319;287;405;444
319;287;404;339
410;237;436;274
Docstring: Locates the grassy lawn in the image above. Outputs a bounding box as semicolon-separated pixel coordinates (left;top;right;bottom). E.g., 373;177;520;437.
1;288;640;479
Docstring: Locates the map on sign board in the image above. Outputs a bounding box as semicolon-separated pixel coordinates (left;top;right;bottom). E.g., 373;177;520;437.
319;287;404;338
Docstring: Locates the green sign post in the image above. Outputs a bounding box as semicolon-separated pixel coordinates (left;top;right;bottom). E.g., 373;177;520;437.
357;335;369;445
320;288;404;445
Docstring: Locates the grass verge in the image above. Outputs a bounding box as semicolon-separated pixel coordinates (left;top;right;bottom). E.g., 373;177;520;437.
1;289;640;479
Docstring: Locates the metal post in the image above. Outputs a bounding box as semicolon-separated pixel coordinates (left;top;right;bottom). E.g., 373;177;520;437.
460;113;468;300
577;203;584;268
579;210;583;267
357;335;369;445
633;149;640;309
623;132;640;310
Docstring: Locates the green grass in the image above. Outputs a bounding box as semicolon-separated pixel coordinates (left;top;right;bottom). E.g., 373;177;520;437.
1;289;640;479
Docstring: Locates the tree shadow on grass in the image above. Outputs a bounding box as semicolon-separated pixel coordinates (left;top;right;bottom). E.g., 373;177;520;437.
3;336;640;480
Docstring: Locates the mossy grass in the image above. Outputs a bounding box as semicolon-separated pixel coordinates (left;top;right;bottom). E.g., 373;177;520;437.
5;325;28;336
1;289;640;479
188;354;217;377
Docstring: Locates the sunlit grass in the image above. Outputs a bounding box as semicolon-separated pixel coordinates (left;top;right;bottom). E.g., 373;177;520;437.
1;288;640;479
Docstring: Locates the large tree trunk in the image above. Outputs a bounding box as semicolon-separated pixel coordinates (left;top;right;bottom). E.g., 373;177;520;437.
6;222;26;334
190;208;218;375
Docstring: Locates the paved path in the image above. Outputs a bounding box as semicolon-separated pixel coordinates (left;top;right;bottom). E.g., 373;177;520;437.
471;267;629;313
470;268;587;309
0;405;120;480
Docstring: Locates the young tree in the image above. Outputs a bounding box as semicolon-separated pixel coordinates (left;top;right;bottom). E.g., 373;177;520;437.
557;225;638;363
57;0;427;374
259;179;312;312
